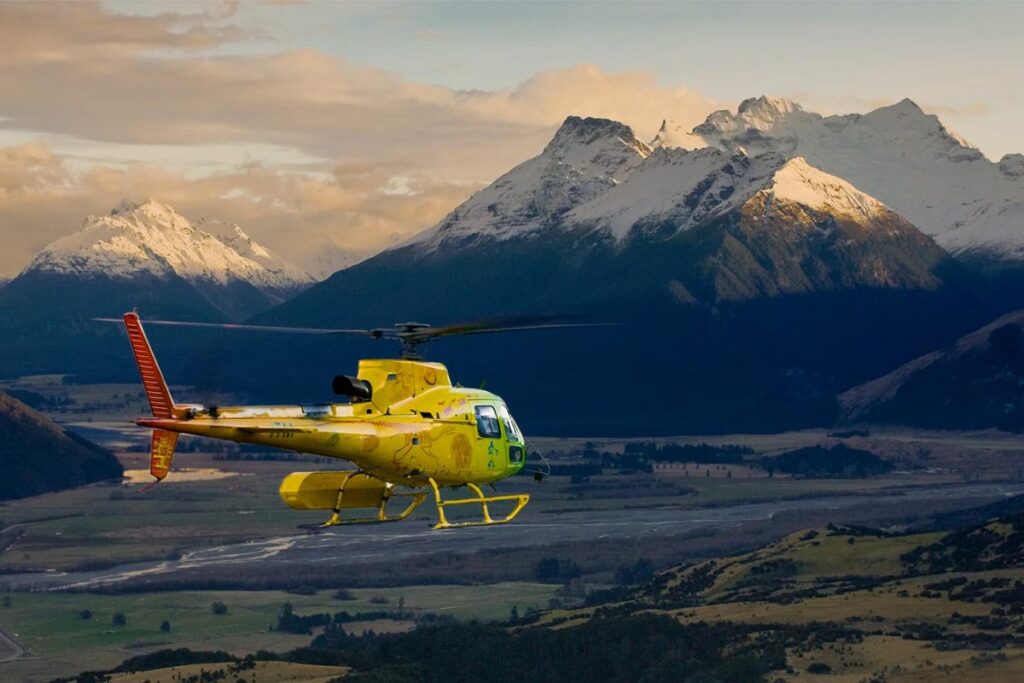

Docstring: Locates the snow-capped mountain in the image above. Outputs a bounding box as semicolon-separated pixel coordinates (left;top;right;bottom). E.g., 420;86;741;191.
0;200;315;379
402;113;945;298
404;98;1024;263
27;200;312;292
658;96;1024;260
411;116;651;250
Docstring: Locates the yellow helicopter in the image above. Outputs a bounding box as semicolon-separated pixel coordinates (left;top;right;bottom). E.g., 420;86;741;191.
98;313;590;529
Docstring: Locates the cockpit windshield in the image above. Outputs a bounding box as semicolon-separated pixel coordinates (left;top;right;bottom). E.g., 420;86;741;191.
498;404;523;443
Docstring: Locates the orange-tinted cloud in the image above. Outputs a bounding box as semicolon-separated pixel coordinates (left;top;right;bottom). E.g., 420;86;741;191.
0;2;718;277
0;143;482;277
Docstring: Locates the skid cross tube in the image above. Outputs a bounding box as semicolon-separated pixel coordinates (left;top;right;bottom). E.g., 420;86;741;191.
427;478;530;529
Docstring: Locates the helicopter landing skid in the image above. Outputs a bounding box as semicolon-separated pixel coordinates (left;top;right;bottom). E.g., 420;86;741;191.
322;481;427;527
427;479;530;530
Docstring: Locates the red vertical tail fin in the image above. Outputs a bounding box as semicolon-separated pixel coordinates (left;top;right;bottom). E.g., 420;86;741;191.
123;312;180;488
123;312;175;418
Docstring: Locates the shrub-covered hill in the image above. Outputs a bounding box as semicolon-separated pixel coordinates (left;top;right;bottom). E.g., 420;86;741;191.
0;391;123;500
618;514;1024;613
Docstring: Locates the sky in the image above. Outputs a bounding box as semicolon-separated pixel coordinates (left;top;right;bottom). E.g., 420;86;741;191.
1;0;1022;278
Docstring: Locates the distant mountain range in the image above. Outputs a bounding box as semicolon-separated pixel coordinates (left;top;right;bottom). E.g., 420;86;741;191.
4;96;1024;434
410;96;1024;263
0;391;122;500
25;199;311;304
0;200;313;378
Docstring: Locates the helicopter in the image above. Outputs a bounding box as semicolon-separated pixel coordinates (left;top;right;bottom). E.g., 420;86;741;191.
97;312;595;529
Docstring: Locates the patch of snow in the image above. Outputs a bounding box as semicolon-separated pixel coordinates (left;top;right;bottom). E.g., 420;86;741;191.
650;119;707;151
567;147;773;239
568;153;892;240
196;217;312;286
767;157;886;222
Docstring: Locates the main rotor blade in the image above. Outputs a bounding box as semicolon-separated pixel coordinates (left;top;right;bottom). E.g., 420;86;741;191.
412;316;617;342
92;318;384;338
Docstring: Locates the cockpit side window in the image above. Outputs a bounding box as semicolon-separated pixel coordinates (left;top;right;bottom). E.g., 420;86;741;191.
498;404;523;443
475;405;501;439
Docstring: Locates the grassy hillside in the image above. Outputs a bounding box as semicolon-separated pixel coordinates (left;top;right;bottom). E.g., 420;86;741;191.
537;515;1024;681
0;391;122;500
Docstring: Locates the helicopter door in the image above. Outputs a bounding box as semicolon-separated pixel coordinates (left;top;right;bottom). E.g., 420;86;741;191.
474;405;504;473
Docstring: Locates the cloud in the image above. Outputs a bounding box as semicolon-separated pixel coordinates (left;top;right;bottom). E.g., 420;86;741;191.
462;64;715;139
0;2;719;277
0;1;245;62
0;4;713;159
0;142;482;277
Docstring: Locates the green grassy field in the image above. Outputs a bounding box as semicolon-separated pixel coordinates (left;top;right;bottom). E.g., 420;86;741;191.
109;661;350;683
0;582;556;681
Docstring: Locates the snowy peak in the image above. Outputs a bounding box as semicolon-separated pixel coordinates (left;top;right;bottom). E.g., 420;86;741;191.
26;201;312;291
195;218;268;258
650;119;706;151
859;98;930;130
736;95;803;121
410;116;650;248
542;116;651;173
1000;154;1024;179
111;198;180;221
859;98;981;158
546;116;649;151
196;217;312;286
877;97;924;116
695;95;809;137
761;157;887;223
